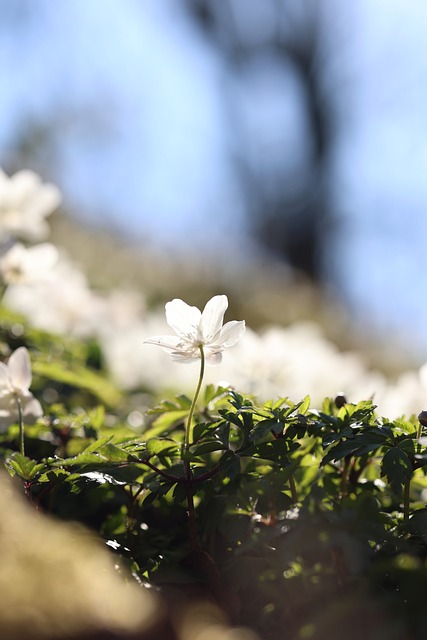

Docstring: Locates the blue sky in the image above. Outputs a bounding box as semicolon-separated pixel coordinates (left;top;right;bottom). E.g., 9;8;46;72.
1;0;245;241
2;0;427;352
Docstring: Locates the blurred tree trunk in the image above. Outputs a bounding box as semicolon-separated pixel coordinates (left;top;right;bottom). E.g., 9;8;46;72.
185;0;333;281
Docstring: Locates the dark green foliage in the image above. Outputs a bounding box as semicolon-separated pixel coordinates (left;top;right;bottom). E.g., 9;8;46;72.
3;315;427;638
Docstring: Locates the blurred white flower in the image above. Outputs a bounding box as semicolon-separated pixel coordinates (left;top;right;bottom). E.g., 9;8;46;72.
4;252;105;337
144;294;246;365
0;347;42;430
0;168;61;241
0;242;58;285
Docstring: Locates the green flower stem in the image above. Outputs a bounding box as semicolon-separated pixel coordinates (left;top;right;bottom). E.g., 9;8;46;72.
0;283;7;304
16;396;24;456
185;345;205;450
182;345;205;552
184;481;199;551
340;456;351;500
417;422;422;454
403;478;411;522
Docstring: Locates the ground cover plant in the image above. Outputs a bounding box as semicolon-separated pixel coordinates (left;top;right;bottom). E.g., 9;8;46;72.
2;304;427;640
2;168;427;639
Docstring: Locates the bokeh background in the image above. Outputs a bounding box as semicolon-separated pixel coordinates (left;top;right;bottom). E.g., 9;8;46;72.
2;0;427;363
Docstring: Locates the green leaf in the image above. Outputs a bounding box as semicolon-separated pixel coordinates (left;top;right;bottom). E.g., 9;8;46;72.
299;395;311;414
245;440;294;463
38;468;72;483
82;435;115;453
263;397;290;411
145;438;179;458
321;440;360;466
381;447;413;493
53;451;110;468
192;421;218;442
33;360;122;407
250;419;283;442
321;427;388;466
406;508;427;541
203;384;229;404
50;436;141;469
6;453;45;481
399;438;416;456
172;482;188;504
93;465;144;484
142;479;176;505
175;394;192;409
218;451;241;481
98;443;132;462
143;410;188;439
87;405;106;430
190;440;228;456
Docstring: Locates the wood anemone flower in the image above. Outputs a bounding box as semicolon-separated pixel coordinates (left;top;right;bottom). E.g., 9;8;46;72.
0;168;62;242
144;295;245;365
0;347;43;430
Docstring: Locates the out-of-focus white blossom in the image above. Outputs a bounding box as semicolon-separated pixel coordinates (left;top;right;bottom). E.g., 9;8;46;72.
8;246;426;420
144;295;246;365
0;168;61;241
204;323;386;406
0;242;58;285
372;364;427;419
0;347;42;430
4;252;106;337
0;157;424;424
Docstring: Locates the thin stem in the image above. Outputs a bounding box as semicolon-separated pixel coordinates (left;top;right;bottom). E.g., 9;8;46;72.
193;463;220;484
0;283;8;304
140;458;200;550
340;456;351;501
403;478;411;522
288;473;298;503
16;396;24;456
139;458;182;483
126;484;145;549
185;345;205;450
417;422;422;454
182;345;205;552
184;480;199;551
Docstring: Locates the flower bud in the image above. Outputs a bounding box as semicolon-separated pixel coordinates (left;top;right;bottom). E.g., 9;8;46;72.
334;392;347;409
418;410;427;428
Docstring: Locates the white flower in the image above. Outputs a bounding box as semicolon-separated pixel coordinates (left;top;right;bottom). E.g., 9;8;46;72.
144;295;246;365
0;242;58;285
4;252;105;337
0;347;43;430
0;168;61;241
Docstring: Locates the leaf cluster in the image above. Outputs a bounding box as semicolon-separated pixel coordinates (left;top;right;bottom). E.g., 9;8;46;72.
3;315;427;639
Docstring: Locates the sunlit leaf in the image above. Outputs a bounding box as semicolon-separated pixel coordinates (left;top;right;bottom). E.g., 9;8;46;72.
6;452;45;480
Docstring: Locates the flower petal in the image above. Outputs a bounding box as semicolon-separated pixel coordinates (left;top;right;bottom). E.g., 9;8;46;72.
23;396;43;422
216;320;246;348
143;335;182;351
200;295;228;342
169;352;200;364
28;242;59;270
0;392;14;411
165;299;201;339
204;350;223;366
0;363;11;389
8;347;31;391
